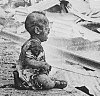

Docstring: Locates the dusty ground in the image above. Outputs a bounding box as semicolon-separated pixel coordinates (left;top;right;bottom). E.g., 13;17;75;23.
0;37;89;96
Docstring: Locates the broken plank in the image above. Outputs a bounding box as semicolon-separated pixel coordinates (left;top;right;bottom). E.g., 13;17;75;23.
0;29;29;46
27;0;60;13
43;43;100;71
1;28;100;71
69;8;100;23
74;24;100;41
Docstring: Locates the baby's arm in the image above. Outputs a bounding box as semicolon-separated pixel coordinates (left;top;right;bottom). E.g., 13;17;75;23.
25;54;51;72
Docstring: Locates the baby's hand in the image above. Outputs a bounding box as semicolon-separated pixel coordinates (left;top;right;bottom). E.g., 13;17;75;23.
42;62;52;72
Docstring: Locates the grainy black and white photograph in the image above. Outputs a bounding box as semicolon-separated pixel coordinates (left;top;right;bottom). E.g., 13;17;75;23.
0;0;100;96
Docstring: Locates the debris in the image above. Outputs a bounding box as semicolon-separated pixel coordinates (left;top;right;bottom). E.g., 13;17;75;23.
27;0;60;13
0;1;100;96
75;86;94;96
81;22;100;34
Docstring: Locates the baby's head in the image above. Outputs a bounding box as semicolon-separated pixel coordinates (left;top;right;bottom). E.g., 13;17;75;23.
25;11;50;42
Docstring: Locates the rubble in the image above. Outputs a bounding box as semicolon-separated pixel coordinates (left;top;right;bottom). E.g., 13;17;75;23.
0;0;100;96
0;38;89;96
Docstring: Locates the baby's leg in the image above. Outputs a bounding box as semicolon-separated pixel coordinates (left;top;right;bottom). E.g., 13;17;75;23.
34;74;55;90
33;74;67;90
13;70;31;90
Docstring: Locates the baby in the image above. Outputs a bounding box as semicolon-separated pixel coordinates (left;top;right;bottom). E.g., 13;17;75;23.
13;11;67;90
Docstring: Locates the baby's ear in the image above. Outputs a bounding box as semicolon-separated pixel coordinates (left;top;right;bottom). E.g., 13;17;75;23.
35;26;42;34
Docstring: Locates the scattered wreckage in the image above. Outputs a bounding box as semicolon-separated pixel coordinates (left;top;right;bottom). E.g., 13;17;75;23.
0;0;100;96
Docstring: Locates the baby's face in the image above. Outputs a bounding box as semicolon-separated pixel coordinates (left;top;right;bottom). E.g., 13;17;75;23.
39;23;50;42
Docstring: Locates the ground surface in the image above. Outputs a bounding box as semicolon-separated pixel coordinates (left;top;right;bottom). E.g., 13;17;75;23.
0;10;100;96
0;37;89;96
